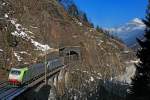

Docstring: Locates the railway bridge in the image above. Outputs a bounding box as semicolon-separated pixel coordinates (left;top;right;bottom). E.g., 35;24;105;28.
0;65;67;100
0;46;81;100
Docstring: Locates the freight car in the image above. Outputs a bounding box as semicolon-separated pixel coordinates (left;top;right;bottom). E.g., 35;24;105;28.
8;57;64;86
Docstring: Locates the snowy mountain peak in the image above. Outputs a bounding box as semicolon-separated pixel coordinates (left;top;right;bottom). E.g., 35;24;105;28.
128;18;145;27
107;18;145;34
132;18;144;25
108;18;145;48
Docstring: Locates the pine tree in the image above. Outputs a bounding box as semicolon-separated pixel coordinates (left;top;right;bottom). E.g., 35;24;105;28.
128;0;150;100
68;3;79;17
82;13;88;22
96;26;104;33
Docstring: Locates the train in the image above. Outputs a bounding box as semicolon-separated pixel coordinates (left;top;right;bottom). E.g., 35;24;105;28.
8;57;64;86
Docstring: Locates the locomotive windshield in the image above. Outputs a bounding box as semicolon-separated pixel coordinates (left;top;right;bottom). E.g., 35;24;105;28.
11;70;21;75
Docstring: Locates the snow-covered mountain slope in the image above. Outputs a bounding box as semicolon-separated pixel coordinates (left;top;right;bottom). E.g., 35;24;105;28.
108;18;145;48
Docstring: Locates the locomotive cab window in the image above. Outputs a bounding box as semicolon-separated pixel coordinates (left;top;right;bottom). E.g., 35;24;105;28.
11;70;21;75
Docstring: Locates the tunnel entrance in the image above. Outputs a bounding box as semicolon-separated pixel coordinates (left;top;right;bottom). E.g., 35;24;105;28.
59;46;81;63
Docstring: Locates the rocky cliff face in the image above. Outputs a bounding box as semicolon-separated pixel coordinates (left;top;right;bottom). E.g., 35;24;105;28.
0;0;135;99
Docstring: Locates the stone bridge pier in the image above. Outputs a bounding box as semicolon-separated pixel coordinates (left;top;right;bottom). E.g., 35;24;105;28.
48;46;81;99
48;67;69;99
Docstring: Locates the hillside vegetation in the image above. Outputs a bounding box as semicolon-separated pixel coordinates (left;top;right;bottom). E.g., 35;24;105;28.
0;0;135;99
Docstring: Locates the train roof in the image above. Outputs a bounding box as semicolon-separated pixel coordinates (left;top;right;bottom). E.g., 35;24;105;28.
11;68;22;71
12;64;29;68
29;63;44;68
10;67;28;71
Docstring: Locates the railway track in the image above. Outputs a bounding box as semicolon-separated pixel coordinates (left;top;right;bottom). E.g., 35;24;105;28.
2;87;27;100
0;82;27;100
0;81;25;100
0;69;60;100
0;86;12;95
0;65;65;100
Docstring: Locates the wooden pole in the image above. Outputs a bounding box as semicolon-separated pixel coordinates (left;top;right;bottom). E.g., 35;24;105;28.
45;50;47;85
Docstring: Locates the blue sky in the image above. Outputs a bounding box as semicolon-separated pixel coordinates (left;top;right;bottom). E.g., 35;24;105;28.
73;0;148;28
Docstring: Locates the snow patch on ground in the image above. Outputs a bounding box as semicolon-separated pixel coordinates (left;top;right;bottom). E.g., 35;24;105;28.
83;70;88;73
73;18;83;26
0;49;3;52
90;76;94;82
4;14;8;18
96;73;102;79
97;73;102;77
14;52;23;61
11;31;31;40
2;2;6;5
10;18;52;52
10;19;32;40
19;51;31;55
78;22;83;26
96;37;104;46
20;51;28;54
123;51;130;53
31;39;50;51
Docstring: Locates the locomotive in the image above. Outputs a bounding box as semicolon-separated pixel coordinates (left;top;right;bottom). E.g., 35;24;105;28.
8;57;64;86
